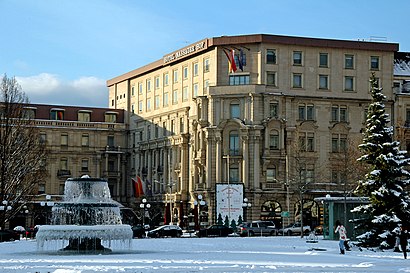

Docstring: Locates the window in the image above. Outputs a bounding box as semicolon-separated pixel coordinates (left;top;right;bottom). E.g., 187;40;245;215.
293;51;303;65
155;95;160;109
229;131;240;155
78;111;91;122
267;72;276;86
302;167;315;183
193;63;199;76
81;159;89;171
39;133;47;144
164;73;169;86
50;109;64;120
267;49;276;64
155;76;160;89
269;102;278;118
138;82;143;94
147;79;151;92
204;58;210;72
107;135;114;147
193;83;199;98
319;53;328;67
138;100;143;112
146;98;151;111
183;66;188;79
81;134;89;147
229;165;239;182
155;124;159;138
105;112;117;122
331;105;348;122
173;70;178;83
131;86;135;96
298;104;314;121
230;102;240;118
319;75;329;90
299;132;315;152
229;75;250;85
163;92;169;107
266;167;277;182
38;184;45;194
344;76;354;91
60;158;68;170
370;56;379;70
162;121;167;137
182;86;188;101
131;104;135;114
172;90;178;104
345;54;354;69
293;73;302;88
22;108;36;119
147;125;152;139
332;134;347;153
269;130;279;150
61;134;68;146
170;120;175;135
180;117;184;133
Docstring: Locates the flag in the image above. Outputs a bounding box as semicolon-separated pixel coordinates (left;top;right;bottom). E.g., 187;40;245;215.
132;176;144;197
238;49;244;71
223;48;237;73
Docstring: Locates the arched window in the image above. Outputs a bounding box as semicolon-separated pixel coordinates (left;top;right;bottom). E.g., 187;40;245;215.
260;201;282;227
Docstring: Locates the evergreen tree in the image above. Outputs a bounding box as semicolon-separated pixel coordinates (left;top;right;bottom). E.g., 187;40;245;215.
352;73;410;248
217;213;223;225
224;215;230;227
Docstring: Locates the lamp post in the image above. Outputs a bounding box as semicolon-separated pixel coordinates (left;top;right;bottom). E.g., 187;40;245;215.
40;195;54;224
194;194;206;230
139;198;151;228
242;198;252;222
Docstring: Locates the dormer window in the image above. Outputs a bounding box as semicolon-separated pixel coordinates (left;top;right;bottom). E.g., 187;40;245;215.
78;110;92;122
104;111;118;123
50;108;65;120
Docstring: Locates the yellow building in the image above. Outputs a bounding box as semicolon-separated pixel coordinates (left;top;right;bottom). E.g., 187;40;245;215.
107;34;399;229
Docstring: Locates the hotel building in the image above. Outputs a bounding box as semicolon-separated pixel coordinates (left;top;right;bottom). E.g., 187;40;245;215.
108;34;400;228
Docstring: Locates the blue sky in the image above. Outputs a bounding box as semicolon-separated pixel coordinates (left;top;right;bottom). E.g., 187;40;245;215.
1;0;409;107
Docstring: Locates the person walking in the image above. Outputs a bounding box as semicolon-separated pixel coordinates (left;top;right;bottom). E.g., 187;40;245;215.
335;220;347;254
399;226;408;259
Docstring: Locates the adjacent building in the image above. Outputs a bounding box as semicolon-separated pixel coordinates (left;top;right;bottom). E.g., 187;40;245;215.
107;34;402;229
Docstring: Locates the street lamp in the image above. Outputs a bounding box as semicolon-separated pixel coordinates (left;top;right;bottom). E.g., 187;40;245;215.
40;195;54;224
139;198;151;228
242;198;252;222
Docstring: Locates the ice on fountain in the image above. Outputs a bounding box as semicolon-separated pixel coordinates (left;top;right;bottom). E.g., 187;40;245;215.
36;177;133;253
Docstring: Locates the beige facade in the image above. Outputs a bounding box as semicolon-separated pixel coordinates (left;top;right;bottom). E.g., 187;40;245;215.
8;104;128;229
107;34;400;229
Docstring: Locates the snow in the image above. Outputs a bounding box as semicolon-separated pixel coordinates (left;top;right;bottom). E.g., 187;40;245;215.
0;236;409;272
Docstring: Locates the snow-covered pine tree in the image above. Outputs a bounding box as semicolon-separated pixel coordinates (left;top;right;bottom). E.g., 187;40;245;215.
352;73;410;249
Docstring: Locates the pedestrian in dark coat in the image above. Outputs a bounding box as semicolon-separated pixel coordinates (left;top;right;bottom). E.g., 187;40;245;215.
399;226;408;259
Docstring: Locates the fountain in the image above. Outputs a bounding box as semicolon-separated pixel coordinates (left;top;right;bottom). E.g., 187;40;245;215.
36;175;133;253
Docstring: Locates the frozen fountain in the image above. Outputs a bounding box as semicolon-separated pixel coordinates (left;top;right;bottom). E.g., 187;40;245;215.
36;175;133;253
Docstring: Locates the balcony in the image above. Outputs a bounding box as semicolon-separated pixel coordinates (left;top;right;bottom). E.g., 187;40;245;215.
57;170;71;178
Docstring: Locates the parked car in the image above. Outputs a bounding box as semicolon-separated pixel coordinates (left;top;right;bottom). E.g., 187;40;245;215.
147;225;183;238
25;226;39;239
132;225;146;238
237;221;277;237
278;222;311;236
0;230;20;242
197;225;234;237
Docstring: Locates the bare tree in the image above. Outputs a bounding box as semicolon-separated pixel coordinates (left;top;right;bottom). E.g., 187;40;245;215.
0;75;47;230
330;136;369;225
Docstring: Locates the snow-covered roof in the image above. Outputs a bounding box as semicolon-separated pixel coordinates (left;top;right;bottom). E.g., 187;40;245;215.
394;52;410;77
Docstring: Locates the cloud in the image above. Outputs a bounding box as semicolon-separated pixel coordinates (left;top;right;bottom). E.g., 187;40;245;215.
15;73;108;108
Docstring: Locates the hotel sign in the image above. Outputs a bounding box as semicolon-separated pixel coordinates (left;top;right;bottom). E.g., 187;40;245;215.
163;40;207;64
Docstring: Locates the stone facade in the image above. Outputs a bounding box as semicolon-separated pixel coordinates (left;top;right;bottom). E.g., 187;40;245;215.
107;34;402;229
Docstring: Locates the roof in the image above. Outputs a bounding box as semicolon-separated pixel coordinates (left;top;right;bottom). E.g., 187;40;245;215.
107;33;400;87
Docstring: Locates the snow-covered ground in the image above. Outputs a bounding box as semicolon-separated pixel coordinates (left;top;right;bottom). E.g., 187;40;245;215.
0;235;409;273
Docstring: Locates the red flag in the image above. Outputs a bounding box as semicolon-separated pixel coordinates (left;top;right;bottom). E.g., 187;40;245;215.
132;176;144;197
230;49;237;73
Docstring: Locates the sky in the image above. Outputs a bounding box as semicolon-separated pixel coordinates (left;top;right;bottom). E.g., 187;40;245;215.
1;235;410;272
1;0;409;108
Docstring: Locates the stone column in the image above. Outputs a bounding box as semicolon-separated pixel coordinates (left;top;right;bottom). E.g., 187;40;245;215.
215;131;222;183
241;134;249;188
253;132;261;189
